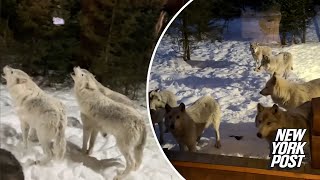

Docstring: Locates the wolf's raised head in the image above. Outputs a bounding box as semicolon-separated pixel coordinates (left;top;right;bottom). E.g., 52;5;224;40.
71;66;97;91
164;103;186;132
256;104;283;139
2;66;31;88
260;72;280;96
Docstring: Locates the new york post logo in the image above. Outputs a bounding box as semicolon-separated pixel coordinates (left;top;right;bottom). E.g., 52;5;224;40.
270;129;306;168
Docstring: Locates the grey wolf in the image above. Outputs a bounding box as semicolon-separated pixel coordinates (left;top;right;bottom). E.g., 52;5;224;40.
260;72;320;110
71;67;146;179
256;52;293;78
249;42;272;70
256;103;309;144
2;66;66;164
149;89;177;144
165;94;221;152
149;108;166;144
79;68;136;155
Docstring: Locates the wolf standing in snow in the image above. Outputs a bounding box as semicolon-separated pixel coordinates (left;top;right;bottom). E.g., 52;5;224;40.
78;68;136;155
165;95;221;152
149;89;177;144
71;67;146;179
260;72;320;110
256;52;293;79
256;103;309;144
2;66;67;164
249;42;272;70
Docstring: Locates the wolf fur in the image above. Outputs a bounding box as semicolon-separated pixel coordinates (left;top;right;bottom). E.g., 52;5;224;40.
79;68;136;154
256;52;293;78
2;66;67;164
149;89;177;109
164;95;221;152
249;42;272;69
149;108;166;144
256;104;309;144
71;67;146;178
260;73;320;110
0;148;24;180
149;89;177;144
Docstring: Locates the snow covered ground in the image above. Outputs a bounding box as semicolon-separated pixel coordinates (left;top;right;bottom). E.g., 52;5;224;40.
0;86;181;180
149;14;320;159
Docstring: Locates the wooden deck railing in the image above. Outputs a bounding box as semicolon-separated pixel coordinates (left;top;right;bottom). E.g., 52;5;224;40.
311;97;320;169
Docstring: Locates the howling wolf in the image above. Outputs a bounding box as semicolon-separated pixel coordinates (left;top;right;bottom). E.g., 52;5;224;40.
71;66;146;179
2;66;66;164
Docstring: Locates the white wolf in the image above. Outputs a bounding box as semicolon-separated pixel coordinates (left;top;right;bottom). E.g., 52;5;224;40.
256;52;293;79
249;42;272;70
2;66;66;164
71;67;146;179
149;89;177;144
260;72;320;110
79;68;136;155
165;95;221;151
149;89;177;109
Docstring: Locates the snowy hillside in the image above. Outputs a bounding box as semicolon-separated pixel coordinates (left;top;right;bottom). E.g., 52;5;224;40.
0;86;181;180
149;31;320;158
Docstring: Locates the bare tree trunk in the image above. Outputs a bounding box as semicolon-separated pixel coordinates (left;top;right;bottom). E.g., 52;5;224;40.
182;12;190;61
105;0;118;63
155;11;168;38
302;6;306;43
281;32;286;45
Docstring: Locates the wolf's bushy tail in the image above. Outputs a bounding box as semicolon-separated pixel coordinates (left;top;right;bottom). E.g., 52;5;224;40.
53;114;67;160
134;124;147;170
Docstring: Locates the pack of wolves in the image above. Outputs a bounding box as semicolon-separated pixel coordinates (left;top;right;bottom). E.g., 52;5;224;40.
149;42;319;152
2;65;147;179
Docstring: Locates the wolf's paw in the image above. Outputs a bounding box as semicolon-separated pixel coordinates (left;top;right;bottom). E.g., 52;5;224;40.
132;163;140;171
114;173;124;180
214;141;221;149
85;148;93;155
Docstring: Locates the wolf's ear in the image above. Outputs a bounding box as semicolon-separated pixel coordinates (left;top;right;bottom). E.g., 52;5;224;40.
271;104;279;114
257;103;264;112
271;73;277;84
179;103;185;112
165;104;172;113
16;77;27;84
273;72;277;76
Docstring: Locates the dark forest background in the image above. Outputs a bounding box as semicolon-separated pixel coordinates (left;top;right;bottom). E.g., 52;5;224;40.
1;0;320;97
167;0;320;61
0;0;164;98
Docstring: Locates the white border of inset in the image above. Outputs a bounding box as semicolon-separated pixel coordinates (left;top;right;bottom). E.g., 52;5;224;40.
145;1;194;180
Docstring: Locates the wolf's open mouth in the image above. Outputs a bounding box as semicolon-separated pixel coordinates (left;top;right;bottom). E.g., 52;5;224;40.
1;73;6;79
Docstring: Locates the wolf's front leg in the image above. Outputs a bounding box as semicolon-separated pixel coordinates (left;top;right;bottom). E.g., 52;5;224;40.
20;121;30;149
81;113;91;154
87;129;98;155
82;126;92;154
158;122;164;144
28;128;38;142
179;143;188;151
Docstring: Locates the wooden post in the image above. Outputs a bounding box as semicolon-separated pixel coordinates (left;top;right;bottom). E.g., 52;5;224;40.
311;97;320;169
